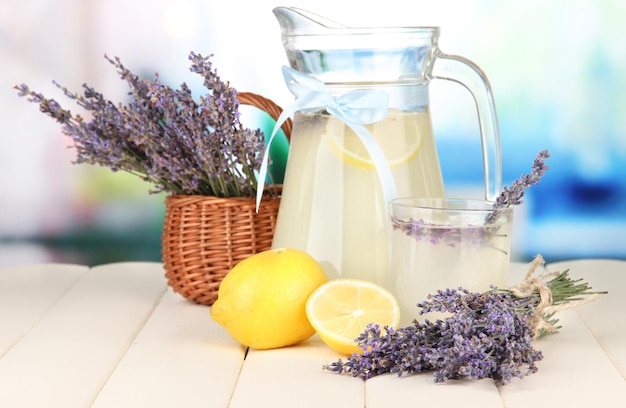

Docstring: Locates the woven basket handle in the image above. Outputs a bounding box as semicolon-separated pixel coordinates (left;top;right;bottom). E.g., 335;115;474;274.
237;92;292;142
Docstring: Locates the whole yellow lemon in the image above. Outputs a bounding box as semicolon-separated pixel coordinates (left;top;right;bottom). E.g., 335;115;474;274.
210;248;328;349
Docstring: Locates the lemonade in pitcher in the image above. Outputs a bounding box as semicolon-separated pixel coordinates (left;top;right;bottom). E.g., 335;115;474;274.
271;108;444;286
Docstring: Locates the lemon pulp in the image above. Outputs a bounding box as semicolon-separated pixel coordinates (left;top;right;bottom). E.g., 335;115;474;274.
306;279;400;355
326;111;423;170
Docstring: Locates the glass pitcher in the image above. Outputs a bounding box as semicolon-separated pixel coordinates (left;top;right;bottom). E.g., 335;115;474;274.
269;7;502;287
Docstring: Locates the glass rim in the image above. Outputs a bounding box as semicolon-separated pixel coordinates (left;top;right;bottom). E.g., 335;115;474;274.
390;197;513;215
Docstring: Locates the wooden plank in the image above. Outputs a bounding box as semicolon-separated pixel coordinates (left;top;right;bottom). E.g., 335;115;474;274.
502;260;626;404
92;288;246;408
229;337;364;408
550;259;626;378
499;310;626;406
0;263;88;357
0;262;167;408
367;373;502;408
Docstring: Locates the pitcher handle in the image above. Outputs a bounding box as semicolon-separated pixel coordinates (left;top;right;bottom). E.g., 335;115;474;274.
431;51;502;201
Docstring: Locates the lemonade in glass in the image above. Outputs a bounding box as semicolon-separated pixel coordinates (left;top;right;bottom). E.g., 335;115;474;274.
389;198;513;326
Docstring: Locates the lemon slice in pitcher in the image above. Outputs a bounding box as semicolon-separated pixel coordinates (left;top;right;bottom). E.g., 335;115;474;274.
306;279;401;355
326;114;422;170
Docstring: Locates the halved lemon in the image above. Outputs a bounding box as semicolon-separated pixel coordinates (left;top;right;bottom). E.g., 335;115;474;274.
326;115;422;170
305;279;401;355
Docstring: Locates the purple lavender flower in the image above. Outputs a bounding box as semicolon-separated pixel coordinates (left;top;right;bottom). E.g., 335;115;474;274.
391;218;495;248
15;52;269;198
485;149;550;223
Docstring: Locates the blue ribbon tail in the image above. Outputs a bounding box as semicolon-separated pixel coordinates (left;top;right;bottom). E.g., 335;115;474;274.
256;109;292;211
344;122;399;218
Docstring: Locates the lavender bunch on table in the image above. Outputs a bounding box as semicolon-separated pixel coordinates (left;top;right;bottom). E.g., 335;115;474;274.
324;289;542;384
15;52;269;198
323;255;605;384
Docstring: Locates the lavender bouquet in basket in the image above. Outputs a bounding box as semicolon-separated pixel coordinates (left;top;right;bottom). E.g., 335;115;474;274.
16;52;285;307
15;52;271;199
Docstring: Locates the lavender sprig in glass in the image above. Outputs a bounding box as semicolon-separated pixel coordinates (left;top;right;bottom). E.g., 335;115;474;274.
390;149;550;248
485;149;550;224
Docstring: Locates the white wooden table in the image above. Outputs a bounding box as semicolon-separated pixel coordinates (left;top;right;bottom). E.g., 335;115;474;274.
0;259;624;407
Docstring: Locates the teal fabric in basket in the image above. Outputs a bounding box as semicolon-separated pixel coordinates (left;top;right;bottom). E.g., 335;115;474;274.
240;105;289;184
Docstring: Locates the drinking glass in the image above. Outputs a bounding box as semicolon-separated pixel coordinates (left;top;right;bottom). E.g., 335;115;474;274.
389;198;513;326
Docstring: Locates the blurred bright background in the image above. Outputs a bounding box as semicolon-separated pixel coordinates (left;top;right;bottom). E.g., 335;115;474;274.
1;0;625;266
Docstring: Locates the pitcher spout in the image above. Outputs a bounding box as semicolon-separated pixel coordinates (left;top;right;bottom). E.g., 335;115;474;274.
273;6;346;37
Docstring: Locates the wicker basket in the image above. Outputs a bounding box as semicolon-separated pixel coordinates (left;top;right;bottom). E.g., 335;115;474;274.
162;92;291;306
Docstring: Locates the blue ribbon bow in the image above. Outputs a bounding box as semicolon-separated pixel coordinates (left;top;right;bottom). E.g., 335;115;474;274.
256;66;398;216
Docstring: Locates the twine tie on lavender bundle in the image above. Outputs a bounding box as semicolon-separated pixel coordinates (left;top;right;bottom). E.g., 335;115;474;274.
510;255;601;338
255;66;397;214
